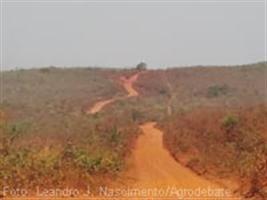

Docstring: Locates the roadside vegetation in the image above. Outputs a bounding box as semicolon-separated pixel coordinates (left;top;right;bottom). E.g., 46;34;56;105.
0;109;139;190
135;62;266;199
160;105;267;199
0;67;139;191
0;62;266;199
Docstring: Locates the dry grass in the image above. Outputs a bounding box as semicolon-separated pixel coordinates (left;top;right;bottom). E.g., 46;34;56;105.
0;62;266;198
160;105;267;198
0;67;139;191
136;62;266;111
135;62;266;199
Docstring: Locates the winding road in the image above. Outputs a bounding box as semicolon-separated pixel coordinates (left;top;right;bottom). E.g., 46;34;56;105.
87;73;139;114
88;99;115;114
89;73;236;199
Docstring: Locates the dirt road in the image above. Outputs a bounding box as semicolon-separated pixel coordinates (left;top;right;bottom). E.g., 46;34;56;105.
122;122;234;199
88;72;235;199
87;73;139;114
87;99;115;114
120;73;139;97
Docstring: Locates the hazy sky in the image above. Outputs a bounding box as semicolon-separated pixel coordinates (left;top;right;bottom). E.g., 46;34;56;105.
2;1;266;69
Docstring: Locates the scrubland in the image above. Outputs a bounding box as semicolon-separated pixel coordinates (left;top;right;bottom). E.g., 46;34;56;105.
0;62;266;199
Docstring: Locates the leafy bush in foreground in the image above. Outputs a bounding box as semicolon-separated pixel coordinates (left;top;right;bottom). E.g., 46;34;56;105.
0;110;138;190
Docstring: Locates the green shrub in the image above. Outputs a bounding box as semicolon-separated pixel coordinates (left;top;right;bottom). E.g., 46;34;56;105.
39;68;51;73
136;62;147;71
108;126;123;146
73;149;102;172
0;121;31;155
34;150;60;173
62;144;122;173
131;109;143;122
222;115;239;129
207;84;230;97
